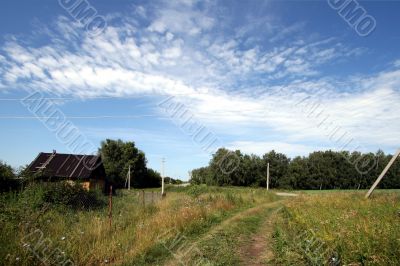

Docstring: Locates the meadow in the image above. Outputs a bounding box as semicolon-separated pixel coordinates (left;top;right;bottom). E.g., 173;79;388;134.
0;185;279;265
273;190;400;265
0;185;399;265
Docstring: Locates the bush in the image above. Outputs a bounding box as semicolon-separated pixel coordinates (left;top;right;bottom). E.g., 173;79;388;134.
185;185;207;197
23;182;106;210
185;184;222;197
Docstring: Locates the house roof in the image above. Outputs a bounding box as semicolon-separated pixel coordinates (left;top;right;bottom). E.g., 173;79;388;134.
28;152;103;179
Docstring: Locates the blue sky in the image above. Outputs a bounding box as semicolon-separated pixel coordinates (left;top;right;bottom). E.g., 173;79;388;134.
0;0;399;180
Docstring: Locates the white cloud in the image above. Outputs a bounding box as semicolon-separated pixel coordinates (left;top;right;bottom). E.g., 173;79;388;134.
0;2;398;155
147;3;215;36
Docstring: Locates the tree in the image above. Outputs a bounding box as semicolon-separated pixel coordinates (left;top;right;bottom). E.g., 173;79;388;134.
190;167;212;185
0;160;15;180
144;169;162;188
384;153;400;189
189;148;400;190
99;139;158;188
262;150;290;188
209;148;238;186
286;156;309;189
0;160;17;192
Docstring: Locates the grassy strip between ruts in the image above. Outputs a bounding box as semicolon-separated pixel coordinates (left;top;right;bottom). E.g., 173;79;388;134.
128;191;281;265
164;200;284;266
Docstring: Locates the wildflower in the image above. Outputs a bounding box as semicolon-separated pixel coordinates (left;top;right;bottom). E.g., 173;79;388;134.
61;236;66;240
104;259;109;263
329;253;340;265
16;257;20;261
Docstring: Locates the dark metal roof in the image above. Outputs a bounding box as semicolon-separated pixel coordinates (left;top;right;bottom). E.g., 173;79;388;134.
28;152;103;179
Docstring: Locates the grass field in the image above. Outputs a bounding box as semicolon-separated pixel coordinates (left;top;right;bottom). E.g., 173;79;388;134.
273;190;400;265
0;185;399;265
0;185;279;265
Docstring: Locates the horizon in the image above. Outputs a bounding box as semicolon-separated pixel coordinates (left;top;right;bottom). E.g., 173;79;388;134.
0;0;399;181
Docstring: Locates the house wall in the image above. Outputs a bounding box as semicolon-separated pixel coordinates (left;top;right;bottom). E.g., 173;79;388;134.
89;178;105;191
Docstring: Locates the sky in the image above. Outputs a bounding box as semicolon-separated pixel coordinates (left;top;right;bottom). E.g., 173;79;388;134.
0;0;399;180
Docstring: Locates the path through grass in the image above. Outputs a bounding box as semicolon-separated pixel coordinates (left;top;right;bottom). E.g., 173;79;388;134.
165;200;284;266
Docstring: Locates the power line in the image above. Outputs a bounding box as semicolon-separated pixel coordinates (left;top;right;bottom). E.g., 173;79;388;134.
0;114;162;119
0;93;214;101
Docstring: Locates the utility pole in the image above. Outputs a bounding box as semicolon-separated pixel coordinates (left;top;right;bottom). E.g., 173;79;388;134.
266;162;270;190
161;158;165;196
128;165;131;190
365;148;400;198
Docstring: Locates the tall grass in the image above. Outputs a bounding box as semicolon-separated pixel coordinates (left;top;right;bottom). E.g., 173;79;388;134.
1;185;278;265
273;191;400;265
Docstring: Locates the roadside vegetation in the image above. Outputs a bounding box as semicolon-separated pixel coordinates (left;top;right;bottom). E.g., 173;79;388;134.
273;191;400;265
0;184;280;265
3;185;398;266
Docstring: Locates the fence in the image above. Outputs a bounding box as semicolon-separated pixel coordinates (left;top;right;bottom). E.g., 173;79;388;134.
134;190;163;206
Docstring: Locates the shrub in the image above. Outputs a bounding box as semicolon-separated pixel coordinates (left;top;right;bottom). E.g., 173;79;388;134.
22;182;106;210
185;184;210;197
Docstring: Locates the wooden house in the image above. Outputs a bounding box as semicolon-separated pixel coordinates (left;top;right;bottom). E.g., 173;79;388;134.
27;151;107;191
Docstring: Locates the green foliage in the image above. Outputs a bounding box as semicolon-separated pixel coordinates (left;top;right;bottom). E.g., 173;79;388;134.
185;184;212;197
164;176;183;184
42;182;106;210
190;148;400;190
272;192;400;265
99;139;161;188
21;182;106;210
144;168;162;187
0;160;19;192
1;186;277;265
0;160;15;181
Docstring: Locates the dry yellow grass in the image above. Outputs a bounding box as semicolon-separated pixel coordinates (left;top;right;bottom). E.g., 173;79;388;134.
3;189;252;265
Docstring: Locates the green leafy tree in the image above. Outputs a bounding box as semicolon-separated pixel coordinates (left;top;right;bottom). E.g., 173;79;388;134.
0;160;15;180
262;150;290;188
144;169;162;188
209;148;238;186
190;167;212;185
286;156;309;189
99;139;158;188
189;148;399;190
0;160;17;192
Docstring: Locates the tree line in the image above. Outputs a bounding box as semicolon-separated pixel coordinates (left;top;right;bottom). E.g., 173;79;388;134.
190;148;400;189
